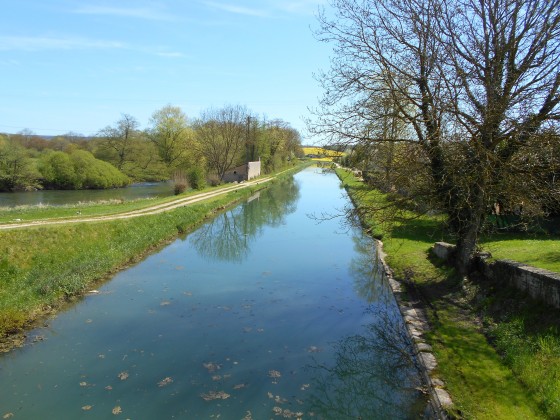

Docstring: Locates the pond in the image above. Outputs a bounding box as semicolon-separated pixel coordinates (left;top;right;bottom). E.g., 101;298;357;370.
0;182;174;208
0;167;427;419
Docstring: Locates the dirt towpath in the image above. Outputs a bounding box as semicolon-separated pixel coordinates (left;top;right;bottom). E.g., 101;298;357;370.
0;177;274;230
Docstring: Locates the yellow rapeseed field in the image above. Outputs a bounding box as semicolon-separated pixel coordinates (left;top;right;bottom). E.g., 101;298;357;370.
302;147;344;161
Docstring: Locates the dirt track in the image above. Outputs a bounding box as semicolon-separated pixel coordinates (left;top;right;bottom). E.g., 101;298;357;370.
0;177;274;230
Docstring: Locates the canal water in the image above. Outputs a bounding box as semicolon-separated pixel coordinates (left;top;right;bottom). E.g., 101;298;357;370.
0;167;426;419
0;182;174;208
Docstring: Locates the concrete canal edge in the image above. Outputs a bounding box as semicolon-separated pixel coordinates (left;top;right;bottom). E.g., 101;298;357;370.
375;239;453;419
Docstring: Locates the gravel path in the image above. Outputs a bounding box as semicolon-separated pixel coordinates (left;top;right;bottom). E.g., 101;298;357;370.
0;177;273;230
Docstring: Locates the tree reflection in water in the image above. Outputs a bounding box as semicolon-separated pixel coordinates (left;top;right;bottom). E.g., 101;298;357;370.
188;177;300;262
308;307;427;419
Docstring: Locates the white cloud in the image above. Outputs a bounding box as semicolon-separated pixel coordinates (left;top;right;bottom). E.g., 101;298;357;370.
271;0;328;15
201;0;326;19
0;58;20;66
0;35;187;60
0;35;125;51
202;1;270;17
73;5;177;21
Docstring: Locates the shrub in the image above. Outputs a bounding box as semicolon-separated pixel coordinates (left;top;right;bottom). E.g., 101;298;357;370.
188;167;206;190
172;170;188;195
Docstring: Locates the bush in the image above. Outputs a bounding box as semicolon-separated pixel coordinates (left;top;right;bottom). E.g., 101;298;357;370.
172;170;188;195
188;167;206;190
70;150;129;189
38;150;129;189
38;151;77;189
208;174;221;187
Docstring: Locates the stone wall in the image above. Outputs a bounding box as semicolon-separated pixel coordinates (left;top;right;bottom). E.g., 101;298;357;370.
247;160;261;180
223;161;261;183
478;259;560;309
376;242;452;418
432;242;560;309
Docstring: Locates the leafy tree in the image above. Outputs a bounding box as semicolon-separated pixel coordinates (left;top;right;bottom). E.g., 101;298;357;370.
118;139;168;182
147;105;196;171
0;136;39;191
38;151;76;189
311;0;560;274
261;120;302;172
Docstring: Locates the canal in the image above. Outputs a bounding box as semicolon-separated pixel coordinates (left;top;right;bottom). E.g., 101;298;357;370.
0;167;426;419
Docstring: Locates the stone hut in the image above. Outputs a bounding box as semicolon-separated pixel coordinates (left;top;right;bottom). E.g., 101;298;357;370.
223;160;261;183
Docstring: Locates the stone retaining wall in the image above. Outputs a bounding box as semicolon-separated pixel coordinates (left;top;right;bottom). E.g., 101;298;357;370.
376;242;452;419
432;242;560;309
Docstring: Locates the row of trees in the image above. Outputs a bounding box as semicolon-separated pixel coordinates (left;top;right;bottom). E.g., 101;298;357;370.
310;0;560;274
0;104;304;192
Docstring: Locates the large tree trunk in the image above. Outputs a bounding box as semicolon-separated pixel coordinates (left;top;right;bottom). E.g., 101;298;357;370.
454;217;480;276
452;177;486;276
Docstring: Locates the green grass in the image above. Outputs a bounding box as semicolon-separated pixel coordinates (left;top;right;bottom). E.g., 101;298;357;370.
336;168;552;419
480;234;560;273
428;307;543;419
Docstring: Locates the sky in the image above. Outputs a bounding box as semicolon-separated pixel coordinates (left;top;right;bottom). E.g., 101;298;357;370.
0;0;332;142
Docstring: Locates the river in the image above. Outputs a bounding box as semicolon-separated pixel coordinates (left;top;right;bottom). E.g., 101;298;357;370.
0;167;427;419
0;182;174;208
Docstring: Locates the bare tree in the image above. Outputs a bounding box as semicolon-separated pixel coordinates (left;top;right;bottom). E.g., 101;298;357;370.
96;114;139;170
310;0;560;274
194;105;250;181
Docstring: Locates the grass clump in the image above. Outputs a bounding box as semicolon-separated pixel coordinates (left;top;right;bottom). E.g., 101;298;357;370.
491;320;560;416
479;283;560;418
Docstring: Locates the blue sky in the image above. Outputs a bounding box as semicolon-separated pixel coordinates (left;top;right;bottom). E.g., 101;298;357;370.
0;1;331;142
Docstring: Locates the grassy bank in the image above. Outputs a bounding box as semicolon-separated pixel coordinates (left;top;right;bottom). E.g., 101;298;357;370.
0;183;248;224
0;165;305;350
336;168;560;419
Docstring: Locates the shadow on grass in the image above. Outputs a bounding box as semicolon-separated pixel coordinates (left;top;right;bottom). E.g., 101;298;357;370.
391;216;448;243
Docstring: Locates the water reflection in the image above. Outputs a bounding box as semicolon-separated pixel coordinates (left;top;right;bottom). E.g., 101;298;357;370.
308;307;425;419
349;234;389;303
189;177;300;262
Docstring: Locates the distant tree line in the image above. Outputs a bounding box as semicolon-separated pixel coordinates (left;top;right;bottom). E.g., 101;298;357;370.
0;104;304;192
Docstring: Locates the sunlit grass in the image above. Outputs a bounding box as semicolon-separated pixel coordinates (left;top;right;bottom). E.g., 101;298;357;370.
480;234;560;273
